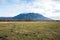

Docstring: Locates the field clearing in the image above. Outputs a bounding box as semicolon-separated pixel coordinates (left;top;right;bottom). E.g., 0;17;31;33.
0;21;60;40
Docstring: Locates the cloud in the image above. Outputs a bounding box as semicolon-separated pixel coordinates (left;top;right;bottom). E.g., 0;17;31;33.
0;0;35;5
53;0;60;3
0;0;60;20
52;9;60;13
20;0;34;3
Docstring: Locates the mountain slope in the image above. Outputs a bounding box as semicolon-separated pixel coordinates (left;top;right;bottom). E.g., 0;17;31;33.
13;13;51;20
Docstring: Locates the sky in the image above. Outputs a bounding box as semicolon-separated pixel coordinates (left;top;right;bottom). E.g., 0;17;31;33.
0;0;60;20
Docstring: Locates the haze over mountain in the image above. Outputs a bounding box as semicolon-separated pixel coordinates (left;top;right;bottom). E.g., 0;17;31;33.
13;13;51;20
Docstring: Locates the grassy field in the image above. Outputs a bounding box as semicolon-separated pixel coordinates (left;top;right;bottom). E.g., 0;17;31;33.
0;22;60;40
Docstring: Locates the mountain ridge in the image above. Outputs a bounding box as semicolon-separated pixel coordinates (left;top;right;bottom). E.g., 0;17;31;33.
0;13;52;21
13;13;52;20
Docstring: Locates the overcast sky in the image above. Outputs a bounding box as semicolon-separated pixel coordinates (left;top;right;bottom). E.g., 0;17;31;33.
0;0;60;20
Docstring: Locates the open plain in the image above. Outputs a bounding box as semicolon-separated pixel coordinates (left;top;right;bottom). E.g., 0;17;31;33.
0;21;60;40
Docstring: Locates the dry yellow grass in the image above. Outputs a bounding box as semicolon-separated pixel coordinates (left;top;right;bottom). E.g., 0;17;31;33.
0;21;60;40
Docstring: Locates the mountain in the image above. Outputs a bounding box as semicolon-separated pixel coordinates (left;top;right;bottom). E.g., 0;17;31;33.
13;13;51;20
0;17;13;20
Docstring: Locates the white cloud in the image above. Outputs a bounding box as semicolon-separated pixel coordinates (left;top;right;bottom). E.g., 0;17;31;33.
0;0;60;20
